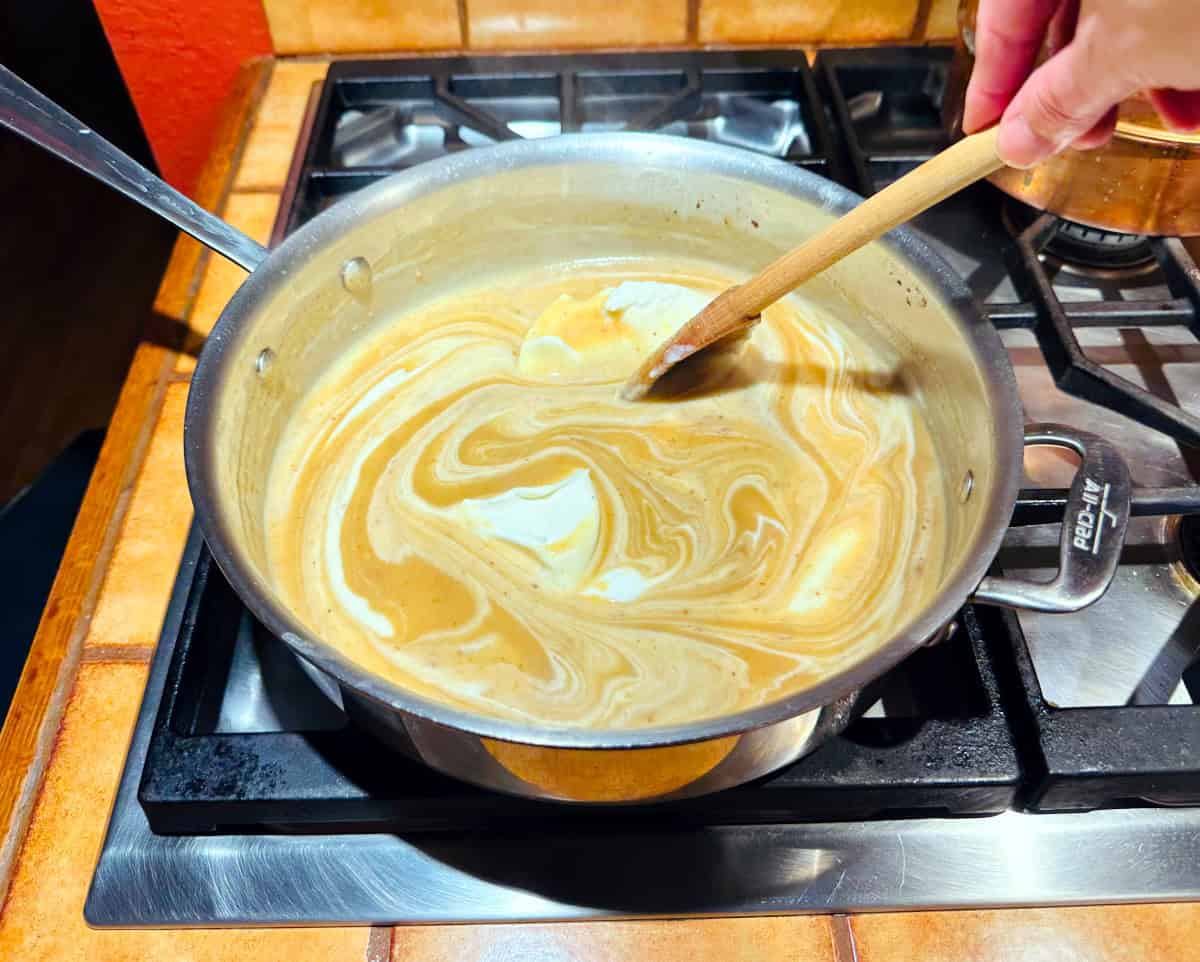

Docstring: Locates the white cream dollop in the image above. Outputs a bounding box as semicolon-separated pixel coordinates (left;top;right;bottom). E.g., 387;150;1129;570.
517;281;712;380
584;566;656;602
453;468;600;589
266;264;949;731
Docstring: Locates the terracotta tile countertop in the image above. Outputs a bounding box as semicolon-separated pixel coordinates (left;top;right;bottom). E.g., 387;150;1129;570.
2;58;1200;961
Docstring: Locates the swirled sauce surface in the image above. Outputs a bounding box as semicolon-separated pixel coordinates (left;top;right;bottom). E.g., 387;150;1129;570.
266;262;947;729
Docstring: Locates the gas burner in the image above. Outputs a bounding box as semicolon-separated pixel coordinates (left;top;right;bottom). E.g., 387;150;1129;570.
1001;199;1157;277
1050;218;1157;273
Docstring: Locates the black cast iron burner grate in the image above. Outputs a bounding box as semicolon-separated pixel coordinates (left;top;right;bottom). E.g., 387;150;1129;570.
141;48;1200;835
141;50;1044;836
289;47;1200;525
992;603;1200;812
138;543;1021;835
819;49;1200;431
817;47;1200;810
282;50;842;236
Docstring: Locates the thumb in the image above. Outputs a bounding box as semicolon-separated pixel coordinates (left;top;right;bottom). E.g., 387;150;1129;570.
998;37;1136;167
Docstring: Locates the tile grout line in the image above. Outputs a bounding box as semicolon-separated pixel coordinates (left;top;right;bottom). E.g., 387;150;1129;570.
80;645;158;664
366;925;393;961
173;60;273;328
215;59;275;209
0;61;269;907
228;186;291;196
458;0;470;48
910;0;934;42
829;914;860;962
686;0;700;45
0;350;175;906
228;182;292;193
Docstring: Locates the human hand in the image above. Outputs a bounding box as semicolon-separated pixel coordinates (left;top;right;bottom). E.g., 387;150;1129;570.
963;0;1200;168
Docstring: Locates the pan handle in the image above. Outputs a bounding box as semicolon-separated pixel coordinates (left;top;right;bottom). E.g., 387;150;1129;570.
0;64;267;273
971;424;1131;613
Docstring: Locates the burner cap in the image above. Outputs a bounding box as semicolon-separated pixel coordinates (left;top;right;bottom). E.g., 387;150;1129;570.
1002;200;1156;273
1049;218;1155;270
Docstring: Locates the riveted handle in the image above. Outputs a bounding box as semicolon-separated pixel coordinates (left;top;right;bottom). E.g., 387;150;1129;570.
972;424;1131;613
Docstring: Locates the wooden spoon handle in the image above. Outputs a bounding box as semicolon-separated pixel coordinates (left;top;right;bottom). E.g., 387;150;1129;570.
620;128;1003;401
724;126;1004;322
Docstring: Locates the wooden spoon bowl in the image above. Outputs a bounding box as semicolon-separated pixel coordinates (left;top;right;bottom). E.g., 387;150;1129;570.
621;127;1003;401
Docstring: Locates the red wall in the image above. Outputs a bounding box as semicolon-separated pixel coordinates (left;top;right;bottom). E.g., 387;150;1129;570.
93;0;272;195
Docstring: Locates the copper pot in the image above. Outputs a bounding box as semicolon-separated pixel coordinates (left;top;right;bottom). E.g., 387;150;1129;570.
944;0;1200;236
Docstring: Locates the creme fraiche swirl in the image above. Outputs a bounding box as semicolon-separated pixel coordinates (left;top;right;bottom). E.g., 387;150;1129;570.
265;262;948;729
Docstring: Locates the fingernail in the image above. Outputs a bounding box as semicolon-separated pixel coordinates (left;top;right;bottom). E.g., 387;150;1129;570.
998;115;1057;169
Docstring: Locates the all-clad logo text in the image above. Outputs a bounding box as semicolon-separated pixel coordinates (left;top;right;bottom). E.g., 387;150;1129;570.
1073;477;1118;555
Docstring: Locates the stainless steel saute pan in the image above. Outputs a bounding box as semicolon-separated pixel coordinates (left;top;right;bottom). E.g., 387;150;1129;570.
1;65;1133;803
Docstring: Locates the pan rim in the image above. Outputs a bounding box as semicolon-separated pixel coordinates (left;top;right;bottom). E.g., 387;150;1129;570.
184;132;1023;750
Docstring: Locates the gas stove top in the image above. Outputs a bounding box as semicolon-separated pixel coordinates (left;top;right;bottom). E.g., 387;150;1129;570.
87;48;1200;926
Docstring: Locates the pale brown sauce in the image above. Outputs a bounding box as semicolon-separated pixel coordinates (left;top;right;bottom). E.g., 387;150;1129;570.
266;261;948;729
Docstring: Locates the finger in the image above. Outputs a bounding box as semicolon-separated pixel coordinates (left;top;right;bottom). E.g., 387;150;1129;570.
1146;88;1200;132
1047;0;1080;55
1072;105;1119;151
964;0;1062;133
998;38;1138;167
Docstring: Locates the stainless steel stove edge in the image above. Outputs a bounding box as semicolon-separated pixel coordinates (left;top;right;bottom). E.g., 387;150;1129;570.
85;530;1200;927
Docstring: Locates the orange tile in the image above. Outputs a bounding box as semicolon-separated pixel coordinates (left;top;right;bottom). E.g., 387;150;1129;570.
469;0;687;49
185;192;281;346
0;662;369;959
234;61;329;192
699;0;918;45
186;254;246;342
392;916;836;961
264;0;461;55
223;189;282;250
84;382;192;654
925;0;959;41
852;905;1200;962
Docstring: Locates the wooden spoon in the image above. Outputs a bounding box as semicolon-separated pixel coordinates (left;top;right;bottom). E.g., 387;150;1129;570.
620;127;1004;401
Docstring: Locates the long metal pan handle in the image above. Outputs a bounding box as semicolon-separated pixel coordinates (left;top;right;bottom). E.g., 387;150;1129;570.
0;64;267;273
973;424;1131;613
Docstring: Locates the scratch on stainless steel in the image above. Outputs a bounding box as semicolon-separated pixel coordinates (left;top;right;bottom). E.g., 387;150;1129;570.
1000;322;1200;707
215;615;346;733
85;536;1200;927
1003;516;1198;707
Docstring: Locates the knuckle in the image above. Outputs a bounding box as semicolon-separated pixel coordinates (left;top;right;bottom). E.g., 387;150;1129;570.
977;21;1038;60
1080;22;1143;87
1028;85;1079;133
